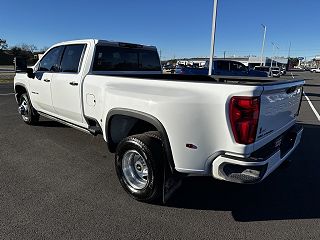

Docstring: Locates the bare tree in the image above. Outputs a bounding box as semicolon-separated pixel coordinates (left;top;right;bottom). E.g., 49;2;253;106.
20;43;38;53
0;38;8;50
40;46;49;52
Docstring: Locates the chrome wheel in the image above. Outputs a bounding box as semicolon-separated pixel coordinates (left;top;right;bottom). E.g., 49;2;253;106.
122;150;149;190
19;98;30;122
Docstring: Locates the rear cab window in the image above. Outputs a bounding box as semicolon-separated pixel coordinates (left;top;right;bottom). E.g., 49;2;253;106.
92;44;161;72
60;44;86;73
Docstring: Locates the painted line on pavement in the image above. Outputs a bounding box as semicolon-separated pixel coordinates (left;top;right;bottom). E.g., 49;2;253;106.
303;91;320;122
0;93;15;96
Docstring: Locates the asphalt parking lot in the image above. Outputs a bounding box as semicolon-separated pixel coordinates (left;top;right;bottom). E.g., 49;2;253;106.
0;72;320;239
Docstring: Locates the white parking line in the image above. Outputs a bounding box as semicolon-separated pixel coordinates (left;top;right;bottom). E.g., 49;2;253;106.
303;91;320;122
0;93;15;96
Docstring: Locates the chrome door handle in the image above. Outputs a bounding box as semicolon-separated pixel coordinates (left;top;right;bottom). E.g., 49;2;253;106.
43;79;50;82
69;81;78;86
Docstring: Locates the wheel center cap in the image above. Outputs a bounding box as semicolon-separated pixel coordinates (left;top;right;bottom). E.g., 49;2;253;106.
135;163;142;172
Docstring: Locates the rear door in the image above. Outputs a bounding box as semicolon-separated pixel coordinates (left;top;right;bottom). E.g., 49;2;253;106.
51;44;86;125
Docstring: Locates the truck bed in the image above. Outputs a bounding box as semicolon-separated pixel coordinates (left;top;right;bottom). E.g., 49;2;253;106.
90;73;303;86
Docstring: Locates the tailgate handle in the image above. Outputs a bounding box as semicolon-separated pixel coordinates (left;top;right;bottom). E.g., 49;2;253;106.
286;86;297;94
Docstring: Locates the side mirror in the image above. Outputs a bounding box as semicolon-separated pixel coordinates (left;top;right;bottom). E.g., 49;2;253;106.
27;68;35;79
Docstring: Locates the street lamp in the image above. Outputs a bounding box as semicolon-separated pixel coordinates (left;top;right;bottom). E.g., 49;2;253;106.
208;0;218;75
275;46;279;67
271;42;275;67
260;24;267;66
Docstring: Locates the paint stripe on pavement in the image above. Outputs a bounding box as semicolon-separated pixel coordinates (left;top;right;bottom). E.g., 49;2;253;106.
303;91;320;122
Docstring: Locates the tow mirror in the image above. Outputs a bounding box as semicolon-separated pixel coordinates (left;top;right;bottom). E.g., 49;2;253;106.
27;68;35;79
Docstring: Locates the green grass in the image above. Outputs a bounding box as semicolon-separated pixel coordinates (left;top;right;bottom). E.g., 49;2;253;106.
0;79;14;84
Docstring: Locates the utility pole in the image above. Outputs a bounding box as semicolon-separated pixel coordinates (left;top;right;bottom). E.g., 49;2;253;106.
288;41;291;59
208;0;218;75
260;24;267;66
224;51;226;59
276;46;279;67
271;42;276;67
287;42;291;70
305;56;307;67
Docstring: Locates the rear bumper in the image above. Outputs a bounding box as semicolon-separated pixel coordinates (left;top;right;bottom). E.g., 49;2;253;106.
212;124;303;183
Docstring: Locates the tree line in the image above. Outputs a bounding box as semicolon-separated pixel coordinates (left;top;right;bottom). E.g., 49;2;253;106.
0;38;48;65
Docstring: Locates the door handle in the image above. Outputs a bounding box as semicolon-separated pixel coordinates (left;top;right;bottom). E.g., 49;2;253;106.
43;79;50;82
69;81;78;86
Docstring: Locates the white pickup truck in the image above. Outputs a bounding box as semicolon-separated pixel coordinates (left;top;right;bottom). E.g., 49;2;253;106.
14;39;304;203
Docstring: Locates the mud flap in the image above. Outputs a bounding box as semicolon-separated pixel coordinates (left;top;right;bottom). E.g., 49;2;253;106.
162;160;183;204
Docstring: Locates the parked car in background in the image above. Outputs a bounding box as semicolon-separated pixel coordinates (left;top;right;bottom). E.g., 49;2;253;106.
162;65;174;74
253;66;272;77
310;68;320;73
280;67;286;75
175;60;270;77
174;65;207;75
271;67;281;78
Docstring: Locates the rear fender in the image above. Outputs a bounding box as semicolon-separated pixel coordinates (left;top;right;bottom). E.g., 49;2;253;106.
105;108;175;171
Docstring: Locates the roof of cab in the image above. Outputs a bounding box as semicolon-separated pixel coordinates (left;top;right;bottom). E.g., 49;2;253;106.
51;39;157;50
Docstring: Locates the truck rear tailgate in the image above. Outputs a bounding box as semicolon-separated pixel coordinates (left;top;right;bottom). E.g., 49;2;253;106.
255;80;304;148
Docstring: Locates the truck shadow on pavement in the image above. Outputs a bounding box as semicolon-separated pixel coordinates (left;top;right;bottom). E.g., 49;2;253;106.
167;123;320;222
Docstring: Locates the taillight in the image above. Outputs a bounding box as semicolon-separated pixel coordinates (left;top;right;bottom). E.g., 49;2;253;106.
229;96;260;144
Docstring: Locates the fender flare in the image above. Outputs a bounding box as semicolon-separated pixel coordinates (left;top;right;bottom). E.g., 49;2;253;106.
14;83;30;104
106;108;175;171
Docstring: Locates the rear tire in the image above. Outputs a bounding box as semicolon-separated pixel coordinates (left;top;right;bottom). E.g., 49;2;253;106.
18;93;39;125
115;131;164;202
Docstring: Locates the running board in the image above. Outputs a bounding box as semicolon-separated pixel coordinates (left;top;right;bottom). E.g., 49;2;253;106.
88;126;102;136
38;112;92;135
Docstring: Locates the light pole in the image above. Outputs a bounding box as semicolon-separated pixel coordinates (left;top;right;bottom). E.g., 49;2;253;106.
271;42;275;67
208;0;218;75
275;46;279;67
260;24;267;66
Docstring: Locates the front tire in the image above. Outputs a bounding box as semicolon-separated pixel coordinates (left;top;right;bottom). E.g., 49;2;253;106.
115;131;164;202
18;93;39;125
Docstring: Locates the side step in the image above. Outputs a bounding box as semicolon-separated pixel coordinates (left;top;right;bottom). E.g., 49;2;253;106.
38;112;91;135
88;126;102;136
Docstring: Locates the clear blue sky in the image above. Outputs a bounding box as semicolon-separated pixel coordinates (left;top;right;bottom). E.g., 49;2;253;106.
2;0;320;60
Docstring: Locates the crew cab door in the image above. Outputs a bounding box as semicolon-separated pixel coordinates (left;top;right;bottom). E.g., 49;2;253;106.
29;46;64;114
51;44;86;125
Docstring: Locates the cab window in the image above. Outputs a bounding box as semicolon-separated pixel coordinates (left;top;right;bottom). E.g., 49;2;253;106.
38;46;64;72
230;62;247;72
60;44;85;73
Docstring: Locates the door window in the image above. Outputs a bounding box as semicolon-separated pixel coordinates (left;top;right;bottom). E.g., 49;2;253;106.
60;44;85;73
216;61;230;71
230;62;247;72
38;46;64;72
